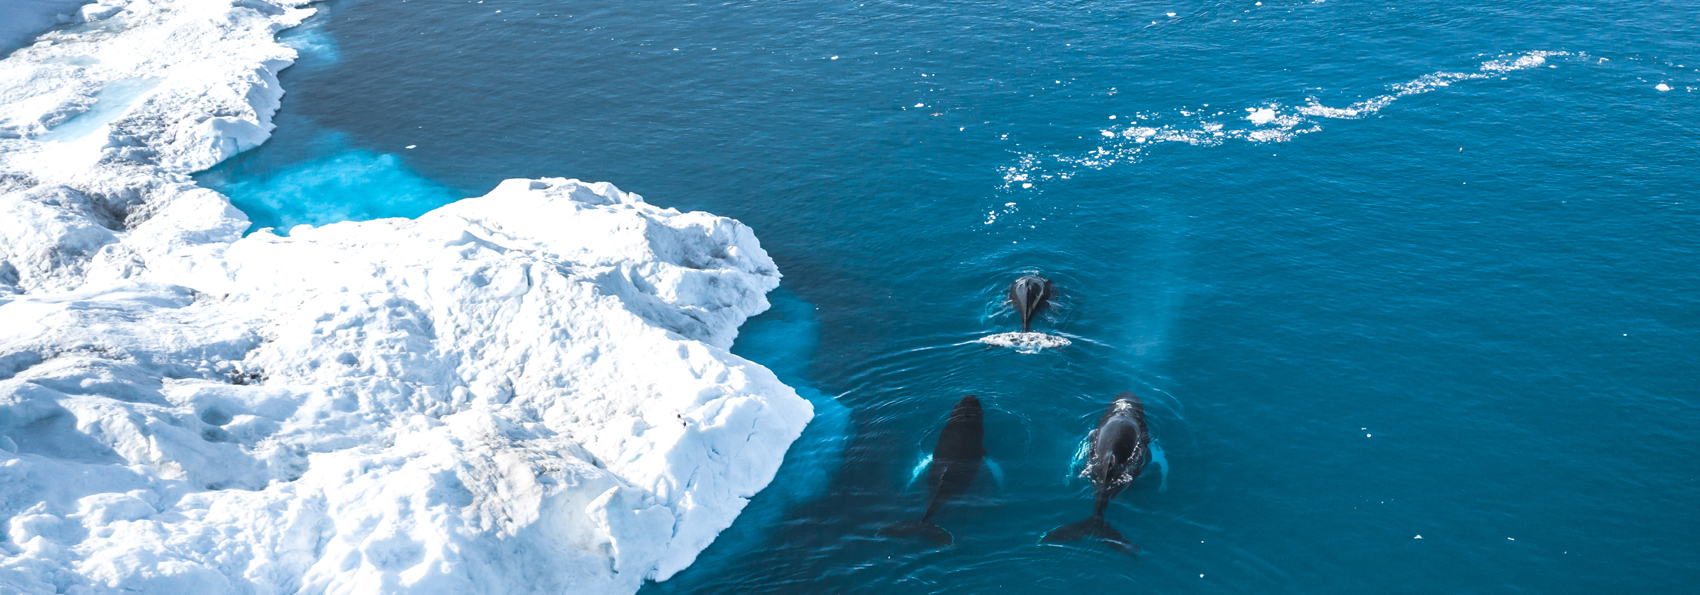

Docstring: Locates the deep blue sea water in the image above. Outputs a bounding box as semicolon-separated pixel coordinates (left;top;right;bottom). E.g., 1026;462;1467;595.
196;0;1699;591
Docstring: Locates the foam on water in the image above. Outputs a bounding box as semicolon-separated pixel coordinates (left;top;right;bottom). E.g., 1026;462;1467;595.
1066;436;1092;484
978;332;1073;353
280;18;340;64
991;51;1570;212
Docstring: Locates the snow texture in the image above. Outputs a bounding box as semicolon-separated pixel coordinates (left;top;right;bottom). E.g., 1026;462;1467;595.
0;1;813;593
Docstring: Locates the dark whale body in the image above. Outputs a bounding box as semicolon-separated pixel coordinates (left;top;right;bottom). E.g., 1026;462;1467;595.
881;395;986;546
1041;392;1151;553
1008;275;1052;333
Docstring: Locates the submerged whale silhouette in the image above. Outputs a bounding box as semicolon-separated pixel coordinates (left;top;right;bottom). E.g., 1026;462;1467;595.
1008;274;1052;333
1041;392;1150;554
881;394;985;546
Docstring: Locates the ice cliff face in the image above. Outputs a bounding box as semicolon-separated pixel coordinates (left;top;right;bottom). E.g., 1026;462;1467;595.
0;1;812;593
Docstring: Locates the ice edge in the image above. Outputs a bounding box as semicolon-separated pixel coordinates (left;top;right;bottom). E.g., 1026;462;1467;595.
0;1;813;593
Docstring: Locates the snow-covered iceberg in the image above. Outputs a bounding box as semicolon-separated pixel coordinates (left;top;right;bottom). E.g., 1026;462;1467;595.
0;1;813;593
0;0;98;57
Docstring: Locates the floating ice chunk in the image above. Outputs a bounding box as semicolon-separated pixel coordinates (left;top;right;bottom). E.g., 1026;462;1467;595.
78;3;122;21
1656;83;1671;91
0;0;813;592
0;179;812;593
978;332;1072;352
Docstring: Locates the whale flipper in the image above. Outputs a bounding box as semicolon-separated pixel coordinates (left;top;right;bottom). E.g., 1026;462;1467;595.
985;458;1006;490
880;520;954;546
1040;515;1137;554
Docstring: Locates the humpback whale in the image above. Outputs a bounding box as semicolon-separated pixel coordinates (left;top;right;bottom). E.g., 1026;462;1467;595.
881;394;986;546
1041;392;1150;553
1008;275;1053;333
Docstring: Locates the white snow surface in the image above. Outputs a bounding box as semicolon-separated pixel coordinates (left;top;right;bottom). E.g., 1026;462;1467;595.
0;1;813;593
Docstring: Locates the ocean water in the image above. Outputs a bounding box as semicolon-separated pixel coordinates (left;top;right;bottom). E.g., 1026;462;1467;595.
196;0;1699;592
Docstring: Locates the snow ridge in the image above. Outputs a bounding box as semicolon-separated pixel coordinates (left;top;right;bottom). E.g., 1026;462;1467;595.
0;1;812;593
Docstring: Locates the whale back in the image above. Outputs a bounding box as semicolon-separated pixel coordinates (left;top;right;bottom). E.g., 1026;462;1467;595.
919;395;984;519
884;395;987;543
1088;393;1150;498
1043;392;1150;552
1008;275;1053;332
932;395;986;472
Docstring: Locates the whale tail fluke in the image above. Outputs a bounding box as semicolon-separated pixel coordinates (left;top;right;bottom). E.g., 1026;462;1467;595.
1040;515;1138;554
880;520;954;546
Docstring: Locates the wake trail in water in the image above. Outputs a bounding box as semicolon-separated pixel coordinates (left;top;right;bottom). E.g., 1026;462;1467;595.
978;332;1073;352
988;51;1568;223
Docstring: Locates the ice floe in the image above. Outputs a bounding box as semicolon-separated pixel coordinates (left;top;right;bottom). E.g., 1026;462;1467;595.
0;0;812;593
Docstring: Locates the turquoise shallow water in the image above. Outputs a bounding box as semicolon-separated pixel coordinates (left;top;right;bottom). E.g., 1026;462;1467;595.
198;0;1699;591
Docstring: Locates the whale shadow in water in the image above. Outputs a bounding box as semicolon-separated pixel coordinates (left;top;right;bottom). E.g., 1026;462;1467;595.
1041;392;1151;555
880;394;985;546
